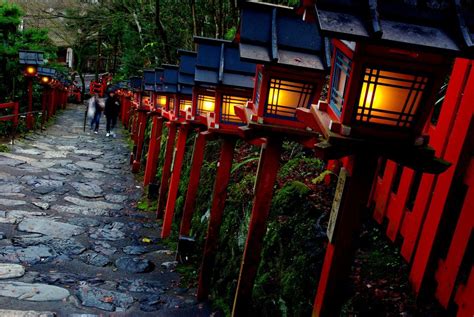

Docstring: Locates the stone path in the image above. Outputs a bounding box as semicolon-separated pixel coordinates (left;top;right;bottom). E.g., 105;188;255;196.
0;104;208;316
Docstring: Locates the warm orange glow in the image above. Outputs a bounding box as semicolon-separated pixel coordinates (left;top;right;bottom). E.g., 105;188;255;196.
202;100;214;112
266;79;313;118
197;95;215;114
221;95;249;123
156;95;167;107
179;99;192;111
357;69;427;127
40;76;50;84
26;66;37;76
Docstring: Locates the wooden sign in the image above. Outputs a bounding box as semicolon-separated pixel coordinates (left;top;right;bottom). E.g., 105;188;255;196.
327;167;349;243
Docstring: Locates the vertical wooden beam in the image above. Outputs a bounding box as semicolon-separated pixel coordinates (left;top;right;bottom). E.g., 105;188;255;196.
385;168;414;241
161;124;191;238
41;88;47;126
143;116;164;187
156;122;178;219
49;89;55;117
180;131;209;237
313;152;378;317
232;138;282;316
132;110;148;173
197;136;237;301
26;79;34;129
435;160;473;307
372;160;397;224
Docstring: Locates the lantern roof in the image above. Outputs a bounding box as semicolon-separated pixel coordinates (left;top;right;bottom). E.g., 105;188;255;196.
237;1;330;71
37;66;56;78
177;50;197;96
19;50;45;65
162;64;179;94
194;36;257;89
315;0;474;55
154;68;165;92
129;76;142;91
143;69;158;92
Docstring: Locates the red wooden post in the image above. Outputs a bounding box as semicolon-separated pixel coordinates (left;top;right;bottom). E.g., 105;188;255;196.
12;102;19;127
435;159;473;307
372;161;397;224
41;88;47;126
143;116;164;187
26;79;34;129
132;110;148;173
180;131;209;236
197;136;237;301
385;168;414;241
49;88;55;118
156;122;178;218
231;138;282;315
409;60;474;294
313;152;378;317
161;124;191;238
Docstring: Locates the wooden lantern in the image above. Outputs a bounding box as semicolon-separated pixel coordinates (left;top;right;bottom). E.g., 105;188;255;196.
311;40;452;144
177;50;197;120
308;1;474;316
19;50;44;77
37;67;56;86
193;37;256;134
234;2;330;133
160;65;179;121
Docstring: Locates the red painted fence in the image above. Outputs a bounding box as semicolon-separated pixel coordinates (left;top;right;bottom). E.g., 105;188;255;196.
0;102;19;127
369;58;473;315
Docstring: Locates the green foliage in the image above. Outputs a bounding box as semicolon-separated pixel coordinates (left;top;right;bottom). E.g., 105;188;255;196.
137;198;157;212
0;143;10;152
251;180;326;316
0;2;22;30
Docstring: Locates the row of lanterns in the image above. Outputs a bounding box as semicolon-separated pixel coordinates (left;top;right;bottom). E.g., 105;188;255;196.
19;50;71;127
120;0;472;315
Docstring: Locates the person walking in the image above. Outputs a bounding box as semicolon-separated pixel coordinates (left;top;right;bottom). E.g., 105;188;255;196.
90;94;103;134
104;91;120;137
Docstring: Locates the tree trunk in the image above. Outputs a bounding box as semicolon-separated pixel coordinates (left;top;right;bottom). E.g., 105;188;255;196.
190;0;198;46
95;29;101;81
155;0;172;63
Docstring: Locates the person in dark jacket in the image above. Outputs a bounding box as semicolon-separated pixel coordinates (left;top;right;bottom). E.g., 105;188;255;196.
104;91;120;137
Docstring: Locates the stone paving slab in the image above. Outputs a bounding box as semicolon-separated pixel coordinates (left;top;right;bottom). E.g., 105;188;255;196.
0;282;69;301
0;309;55;317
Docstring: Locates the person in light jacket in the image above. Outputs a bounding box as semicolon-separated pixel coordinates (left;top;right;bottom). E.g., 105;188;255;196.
89;94;103;134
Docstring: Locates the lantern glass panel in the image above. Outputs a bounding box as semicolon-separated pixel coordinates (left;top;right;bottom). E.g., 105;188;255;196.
356;68;428;127
329;50;351;116
265;78;314;118
197;95;215;115
169;98;175;111
179;99;192;112
221;95;250;124
156;95;167;108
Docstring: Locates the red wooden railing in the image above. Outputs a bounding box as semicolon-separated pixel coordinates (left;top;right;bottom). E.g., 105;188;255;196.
368;58;473;315
0;102;19;127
